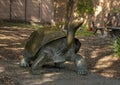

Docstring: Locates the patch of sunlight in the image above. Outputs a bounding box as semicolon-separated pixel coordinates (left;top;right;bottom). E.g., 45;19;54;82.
91;50;99;58
43;73;62;78
91;48;110;58
0;66;5;73
34;73;63;84
0;34;6;37
0;43;8;47
21;34;28;37
80;38;86;41
22;71;30;74
11;42;21;45
95;56;119;69
0;55;4;59
0;36;18;40
95;48;101;51
95;62;113;68
95;5;102;17
5;47;24;51
101;70;116;78
31;16;40;22
14;62;20;65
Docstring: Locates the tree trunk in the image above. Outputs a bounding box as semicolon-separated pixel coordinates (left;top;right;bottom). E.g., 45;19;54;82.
64;0;78;30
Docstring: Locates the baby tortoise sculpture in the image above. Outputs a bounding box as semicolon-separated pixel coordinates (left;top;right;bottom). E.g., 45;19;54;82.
20;20;88;75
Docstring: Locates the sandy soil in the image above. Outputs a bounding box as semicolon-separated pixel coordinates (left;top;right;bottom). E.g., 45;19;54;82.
0;27;120;85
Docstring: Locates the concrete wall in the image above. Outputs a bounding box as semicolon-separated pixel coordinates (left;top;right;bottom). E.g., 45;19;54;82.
0;0;10;19
0;0;54;23
11;0;25;20
26;0;39;22
0;0;119;26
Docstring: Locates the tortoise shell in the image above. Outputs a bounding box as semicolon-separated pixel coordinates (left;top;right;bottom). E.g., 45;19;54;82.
23;28;66;58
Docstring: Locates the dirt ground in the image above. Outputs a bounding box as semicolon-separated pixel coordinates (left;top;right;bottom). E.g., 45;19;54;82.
0;27;120;85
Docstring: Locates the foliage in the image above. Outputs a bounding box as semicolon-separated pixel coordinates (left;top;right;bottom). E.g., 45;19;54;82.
0;21;93;37
77;0;94;16
113;37;120;57
0;21;43;29
110;9;120;13
76;26;93;36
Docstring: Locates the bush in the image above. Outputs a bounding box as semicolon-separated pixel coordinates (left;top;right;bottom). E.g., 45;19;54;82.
113;37;120;57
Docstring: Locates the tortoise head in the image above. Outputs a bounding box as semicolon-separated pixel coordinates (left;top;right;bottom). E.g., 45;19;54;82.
66;19;84;48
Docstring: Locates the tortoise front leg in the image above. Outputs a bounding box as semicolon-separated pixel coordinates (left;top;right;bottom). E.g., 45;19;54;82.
73;54;88;75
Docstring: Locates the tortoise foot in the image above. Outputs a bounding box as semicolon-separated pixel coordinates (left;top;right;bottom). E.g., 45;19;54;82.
20;58;29;67
77;69;88;75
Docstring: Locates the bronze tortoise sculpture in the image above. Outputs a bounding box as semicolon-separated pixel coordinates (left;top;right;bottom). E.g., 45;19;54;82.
20;21;88;75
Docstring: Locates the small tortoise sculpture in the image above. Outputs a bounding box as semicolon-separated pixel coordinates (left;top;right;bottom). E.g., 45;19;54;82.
20;21;88;75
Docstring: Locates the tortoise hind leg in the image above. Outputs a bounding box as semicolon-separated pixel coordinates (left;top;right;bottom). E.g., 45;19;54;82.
54;62;65;68
31;53;48;75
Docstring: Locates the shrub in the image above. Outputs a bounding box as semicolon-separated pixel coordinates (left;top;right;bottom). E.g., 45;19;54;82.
113;37;120;57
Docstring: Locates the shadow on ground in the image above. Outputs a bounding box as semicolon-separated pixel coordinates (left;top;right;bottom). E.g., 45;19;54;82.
79;36;120;79
0;27;120;85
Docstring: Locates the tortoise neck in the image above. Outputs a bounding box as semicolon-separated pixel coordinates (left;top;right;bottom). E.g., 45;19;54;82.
66;22;83;48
